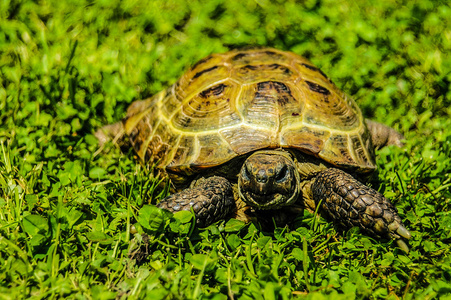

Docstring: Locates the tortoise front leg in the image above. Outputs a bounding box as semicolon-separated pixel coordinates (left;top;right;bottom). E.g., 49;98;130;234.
157;176;236;227
309;168;411;251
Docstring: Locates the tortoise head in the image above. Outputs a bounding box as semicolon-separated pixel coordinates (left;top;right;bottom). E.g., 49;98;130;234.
238;150;301;209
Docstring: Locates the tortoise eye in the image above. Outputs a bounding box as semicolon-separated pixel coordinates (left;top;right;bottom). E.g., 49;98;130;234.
199;84;226;98
275;166;289;182
241;164;251;181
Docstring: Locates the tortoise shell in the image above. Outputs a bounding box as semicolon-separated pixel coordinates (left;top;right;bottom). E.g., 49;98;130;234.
122;48;375;176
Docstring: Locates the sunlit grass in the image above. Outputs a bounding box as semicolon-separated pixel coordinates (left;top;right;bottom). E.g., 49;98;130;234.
0;0;450;298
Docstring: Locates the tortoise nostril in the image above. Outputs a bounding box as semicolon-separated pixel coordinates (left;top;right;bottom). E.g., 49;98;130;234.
256;169;268;183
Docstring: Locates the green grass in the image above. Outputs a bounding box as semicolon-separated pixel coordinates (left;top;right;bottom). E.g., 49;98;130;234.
1;0;450;298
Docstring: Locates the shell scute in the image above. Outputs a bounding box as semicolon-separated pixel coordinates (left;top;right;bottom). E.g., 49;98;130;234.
173;79;242;132
123;48;376;176
178;64;230;100
219;124;276;155
193;134;237;167
319;133;356;167
233;63;296;84
167;135;197;171
142;120;178;166
281;126;330;155
230;49;289;65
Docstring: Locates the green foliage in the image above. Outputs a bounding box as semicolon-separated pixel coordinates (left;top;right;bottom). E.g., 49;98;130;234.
0;0;450;298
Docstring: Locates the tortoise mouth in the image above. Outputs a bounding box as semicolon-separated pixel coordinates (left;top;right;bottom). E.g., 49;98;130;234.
242;190;284;209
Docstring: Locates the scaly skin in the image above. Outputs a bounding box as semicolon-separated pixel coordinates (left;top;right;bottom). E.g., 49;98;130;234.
157;176;236;227
310;168;411;250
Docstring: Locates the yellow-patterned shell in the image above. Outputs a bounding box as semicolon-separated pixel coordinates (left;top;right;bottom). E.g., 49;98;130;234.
123;48;375;176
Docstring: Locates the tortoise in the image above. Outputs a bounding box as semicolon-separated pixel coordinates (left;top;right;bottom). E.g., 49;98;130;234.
96;48;411;251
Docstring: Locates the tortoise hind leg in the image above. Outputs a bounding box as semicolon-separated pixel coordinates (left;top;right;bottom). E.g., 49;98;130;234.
157;176;236;227
366;119;405;149
309;168;411;251
95;121;126;146
95;121;125;146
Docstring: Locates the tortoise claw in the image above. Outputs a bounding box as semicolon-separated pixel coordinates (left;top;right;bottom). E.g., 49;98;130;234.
396;224;411;240
396;239;410;253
